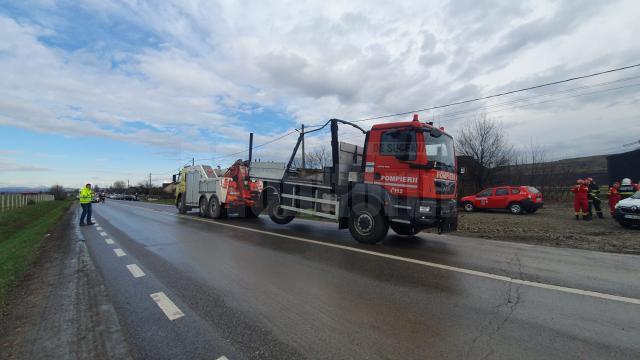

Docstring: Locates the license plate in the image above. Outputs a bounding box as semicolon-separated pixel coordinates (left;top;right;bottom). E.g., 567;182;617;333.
624;214;640;219
536;198;542;202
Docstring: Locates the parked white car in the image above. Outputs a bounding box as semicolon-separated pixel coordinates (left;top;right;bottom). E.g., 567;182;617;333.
614;191;640;228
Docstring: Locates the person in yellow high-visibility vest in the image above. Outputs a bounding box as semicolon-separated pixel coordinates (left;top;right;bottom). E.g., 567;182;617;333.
79;183;95;226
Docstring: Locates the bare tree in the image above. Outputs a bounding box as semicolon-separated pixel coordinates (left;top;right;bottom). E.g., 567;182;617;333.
49;184;67;200
306;145;332;169
113;180;126;190
456;113;514;191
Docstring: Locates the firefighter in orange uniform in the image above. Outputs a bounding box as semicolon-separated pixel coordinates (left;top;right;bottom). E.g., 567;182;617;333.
608;182;621;217
570;179;589;220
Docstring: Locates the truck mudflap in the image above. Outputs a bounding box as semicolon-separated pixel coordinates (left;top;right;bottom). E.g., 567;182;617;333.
438;217;458;234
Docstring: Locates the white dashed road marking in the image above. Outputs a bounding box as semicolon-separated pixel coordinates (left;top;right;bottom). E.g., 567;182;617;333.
99;232;107;236
113;248;126;257
114;202;640;306
126;264;146;278
105;238;115;245
150;292;184;320
216;356;229;360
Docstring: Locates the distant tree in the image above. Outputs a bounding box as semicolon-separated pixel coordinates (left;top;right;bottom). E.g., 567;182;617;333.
306;145;332;169
456;113;514;191
50;184;67;200
113;180;126;190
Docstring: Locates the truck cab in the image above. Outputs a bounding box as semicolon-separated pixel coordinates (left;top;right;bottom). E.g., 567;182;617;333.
361;115;458;235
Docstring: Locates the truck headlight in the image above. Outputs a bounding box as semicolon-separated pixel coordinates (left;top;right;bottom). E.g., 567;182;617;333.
419;206;431;213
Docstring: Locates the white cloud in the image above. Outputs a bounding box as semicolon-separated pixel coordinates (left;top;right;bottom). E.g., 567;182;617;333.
0;0;639;167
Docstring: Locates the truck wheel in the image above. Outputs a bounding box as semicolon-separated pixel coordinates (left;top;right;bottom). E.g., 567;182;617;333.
463;202;475;212
348;203;389;244
178;194;187;214
198;196;209;217
208;196;223;219
267;198;294;224
508;202;523;215
390;223;420;236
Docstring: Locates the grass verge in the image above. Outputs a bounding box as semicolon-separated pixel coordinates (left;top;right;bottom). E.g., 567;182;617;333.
0;199;73;304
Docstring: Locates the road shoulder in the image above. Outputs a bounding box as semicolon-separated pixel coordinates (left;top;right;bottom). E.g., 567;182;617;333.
0;203;131;360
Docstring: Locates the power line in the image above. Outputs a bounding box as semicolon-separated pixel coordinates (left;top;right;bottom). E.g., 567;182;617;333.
163;63;640;167
346;63;640;124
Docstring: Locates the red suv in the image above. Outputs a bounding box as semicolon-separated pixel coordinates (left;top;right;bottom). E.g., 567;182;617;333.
460;186;543;214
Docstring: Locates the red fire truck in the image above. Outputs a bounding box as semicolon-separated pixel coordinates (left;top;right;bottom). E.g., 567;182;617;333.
251;115;459;244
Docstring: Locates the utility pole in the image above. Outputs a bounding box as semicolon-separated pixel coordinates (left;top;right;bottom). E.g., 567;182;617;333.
301;124;306;168
192;157;195;166
248;133;254;163
149;173;152;194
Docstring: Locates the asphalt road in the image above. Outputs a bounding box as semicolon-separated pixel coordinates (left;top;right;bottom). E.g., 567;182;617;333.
80;200;640;359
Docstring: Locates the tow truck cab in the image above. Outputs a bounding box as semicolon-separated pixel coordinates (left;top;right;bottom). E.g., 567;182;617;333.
362;115;458;233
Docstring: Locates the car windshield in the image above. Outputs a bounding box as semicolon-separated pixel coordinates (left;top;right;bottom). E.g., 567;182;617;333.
631;191;640;199
425;133;455;172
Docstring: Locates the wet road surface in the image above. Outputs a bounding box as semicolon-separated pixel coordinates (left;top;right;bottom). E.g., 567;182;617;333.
80;200;640;359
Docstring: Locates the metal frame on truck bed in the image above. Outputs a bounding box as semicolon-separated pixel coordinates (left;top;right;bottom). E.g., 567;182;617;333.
251;116;459;244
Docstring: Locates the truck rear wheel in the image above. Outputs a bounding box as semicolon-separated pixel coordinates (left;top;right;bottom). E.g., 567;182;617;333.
198;196;209;217
390;223;420;236
267;198;294;224
348;203;388;244
208;196;223;219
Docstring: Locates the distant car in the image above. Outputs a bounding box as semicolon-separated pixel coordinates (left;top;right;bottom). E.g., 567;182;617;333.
460;186;543;215
91;195;100;203
614;191;640;228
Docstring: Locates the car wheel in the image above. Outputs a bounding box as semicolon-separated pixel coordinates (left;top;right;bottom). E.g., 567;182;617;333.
348;202;389;244
509;202;523;215
463;202;475;212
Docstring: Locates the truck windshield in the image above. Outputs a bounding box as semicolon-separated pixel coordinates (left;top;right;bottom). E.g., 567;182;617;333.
425;133;455;172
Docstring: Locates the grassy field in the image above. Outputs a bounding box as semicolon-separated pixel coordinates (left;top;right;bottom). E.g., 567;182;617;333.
0;199;73;304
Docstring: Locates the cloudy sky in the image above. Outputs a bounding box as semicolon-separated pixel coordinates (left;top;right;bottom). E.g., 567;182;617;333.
1;0;639;188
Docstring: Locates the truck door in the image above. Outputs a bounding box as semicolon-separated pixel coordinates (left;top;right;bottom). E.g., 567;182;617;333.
186;171;200;205
489;187;509;208
369;129;420;199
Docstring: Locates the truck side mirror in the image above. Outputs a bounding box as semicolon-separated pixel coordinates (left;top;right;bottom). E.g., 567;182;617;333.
459;167;466;175
172;174;178;183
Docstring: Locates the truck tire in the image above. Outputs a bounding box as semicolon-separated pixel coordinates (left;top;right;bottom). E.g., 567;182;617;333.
208;196;223;219
267;198;294;224
508;202;523;215
178;194;187;214
198;196;209;217
390;223;420;236
348;203;389;244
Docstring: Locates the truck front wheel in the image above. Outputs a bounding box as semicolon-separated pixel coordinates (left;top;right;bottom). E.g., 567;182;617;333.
348;203;389;244
267;198;294;224
178;194;187;214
